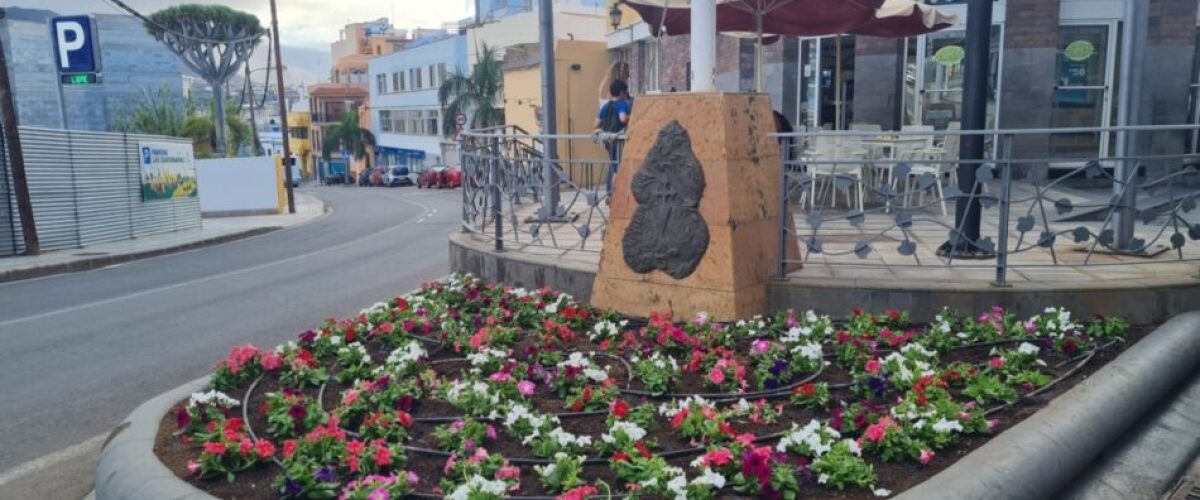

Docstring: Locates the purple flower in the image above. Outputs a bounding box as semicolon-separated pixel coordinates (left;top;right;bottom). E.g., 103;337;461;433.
313;465;337;482
395;395;413;412
175;407;191;429
289;403;307;421
282;477;303;496
867;377;888;398
299;330;317;344
769;359;789;376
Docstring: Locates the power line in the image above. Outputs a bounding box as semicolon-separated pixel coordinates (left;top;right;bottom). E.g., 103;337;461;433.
101;0;266;45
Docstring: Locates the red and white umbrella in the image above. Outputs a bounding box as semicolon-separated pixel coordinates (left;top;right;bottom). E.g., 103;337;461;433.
622;0;955;91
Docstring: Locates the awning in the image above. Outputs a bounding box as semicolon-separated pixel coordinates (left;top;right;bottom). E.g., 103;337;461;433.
375;146;427;160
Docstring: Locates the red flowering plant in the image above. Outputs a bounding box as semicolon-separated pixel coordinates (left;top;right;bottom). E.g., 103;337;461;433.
791;382;832;409
433;419;497;454
640;312;702;354
691;347;747;392
728;444;802;498
664;397;731;444
211;344;265;391
277;344;328;388
265;390;326;438
335;375;425;430
190;416;276;482
274;419;350;498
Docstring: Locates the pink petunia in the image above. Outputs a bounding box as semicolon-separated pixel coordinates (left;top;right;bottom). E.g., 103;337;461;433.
495;465;521;480
989;357;1005;369
260;352;283;371
517;380;536;396
919;449;935;465
186;459;200;475
865;358;882;374
708;367;726;385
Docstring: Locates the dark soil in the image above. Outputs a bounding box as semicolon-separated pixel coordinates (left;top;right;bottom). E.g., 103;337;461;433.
154;326;1151;499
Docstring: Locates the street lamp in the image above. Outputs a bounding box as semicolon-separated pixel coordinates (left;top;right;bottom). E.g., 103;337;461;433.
609;2;623;31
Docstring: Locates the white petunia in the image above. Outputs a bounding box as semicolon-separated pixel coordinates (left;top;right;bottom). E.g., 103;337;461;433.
874;488;893;497
1017;342;1040;355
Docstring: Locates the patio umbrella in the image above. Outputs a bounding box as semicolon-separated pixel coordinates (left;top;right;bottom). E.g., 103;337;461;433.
622;0;954;94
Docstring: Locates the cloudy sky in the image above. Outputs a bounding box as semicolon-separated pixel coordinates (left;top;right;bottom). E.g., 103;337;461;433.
3;0;474;50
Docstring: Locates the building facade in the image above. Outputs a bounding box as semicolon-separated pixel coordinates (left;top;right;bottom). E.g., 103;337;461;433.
609;0;1200;162
308;83;369;179
0;8;184;131
368;33;468;169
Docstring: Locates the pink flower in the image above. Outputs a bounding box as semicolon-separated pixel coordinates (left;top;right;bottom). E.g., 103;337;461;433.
919;449;935;465
186;459;200;475
254;439;275;458
373;445;392;467
342;389;360;406
443;455;458;474
486;425;498;440
864;423;888;442
406;471;420;486
865;358;882;374
708;366;726;385
1024;320;1037;333
260;352;283;371
495;465;521;480
367;488;390;500
489;371;512;382
702;448;733;467
517;380;536;396
987;419;1000;432
751;339;770;356
202;441;226;455
989;357;1005;369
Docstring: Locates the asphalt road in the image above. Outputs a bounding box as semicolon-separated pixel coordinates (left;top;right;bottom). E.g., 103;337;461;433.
0;186;462;499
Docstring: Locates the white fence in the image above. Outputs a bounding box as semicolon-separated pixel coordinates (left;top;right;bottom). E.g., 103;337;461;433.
196;156;280;216
0;127;201;255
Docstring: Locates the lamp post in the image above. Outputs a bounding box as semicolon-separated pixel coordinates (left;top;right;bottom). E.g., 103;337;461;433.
609;3;622;31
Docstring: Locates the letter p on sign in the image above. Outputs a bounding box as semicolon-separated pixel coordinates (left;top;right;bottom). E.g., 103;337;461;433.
51;16;99;74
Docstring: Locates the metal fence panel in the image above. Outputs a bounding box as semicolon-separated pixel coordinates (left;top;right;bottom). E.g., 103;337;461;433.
0;127;201;255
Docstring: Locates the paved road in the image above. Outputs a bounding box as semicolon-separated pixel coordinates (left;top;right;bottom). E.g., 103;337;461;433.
0;186;461;498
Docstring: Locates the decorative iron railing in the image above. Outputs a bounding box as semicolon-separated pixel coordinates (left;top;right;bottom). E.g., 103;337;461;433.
458;124;1200;285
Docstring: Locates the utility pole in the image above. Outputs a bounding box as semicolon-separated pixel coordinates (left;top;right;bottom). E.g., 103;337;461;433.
269;5;295;213
938;0;992;258
0;9;40;255
536;0;562;220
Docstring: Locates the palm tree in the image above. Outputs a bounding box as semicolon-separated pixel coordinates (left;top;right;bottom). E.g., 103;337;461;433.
321;112;376;168
113;86;249;158
438;44;504;136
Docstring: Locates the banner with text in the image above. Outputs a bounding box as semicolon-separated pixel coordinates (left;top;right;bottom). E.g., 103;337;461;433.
139;141;198;201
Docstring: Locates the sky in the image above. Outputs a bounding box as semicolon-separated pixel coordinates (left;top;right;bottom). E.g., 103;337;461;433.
1;0;474;51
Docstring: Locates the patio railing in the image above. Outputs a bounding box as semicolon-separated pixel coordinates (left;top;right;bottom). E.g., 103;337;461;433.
459;124;1200;284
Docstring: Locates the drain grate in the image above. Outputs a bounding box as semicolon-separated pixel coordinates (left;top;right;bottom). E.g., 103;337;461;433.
1165;479;1200;500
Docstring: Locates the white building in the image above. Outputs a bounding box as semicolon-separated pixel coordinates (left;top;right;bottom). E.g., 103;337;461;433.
368;33;468;169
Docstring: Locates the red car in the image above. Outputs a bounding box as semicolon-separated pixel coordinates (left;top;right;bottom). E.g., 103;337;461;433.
416;166;462;189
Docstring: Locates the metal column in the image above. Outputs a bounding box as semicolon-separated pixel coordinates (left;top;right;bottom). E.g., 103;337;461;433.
1112;0;1147;251
536;0;562;220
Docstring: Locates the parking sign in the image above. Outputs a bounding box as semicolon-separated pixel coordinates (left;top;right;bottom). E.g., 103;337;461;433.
51;16;100;74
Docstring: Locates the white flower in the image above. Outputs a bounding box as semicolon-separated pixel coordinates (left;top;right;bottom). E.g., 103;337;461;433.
932;418;964;434
874;487;893;497
583;367;609;382
692;468;726;489
601;421;647;443
793;341;823;361
539;463;557;478
329;335;342;346
818;473;830;485
188;390;238;409
447;474;509;500
805;310;819;323
667;474;688;499
1017;342;1040;355
777;420;839;457
545;302;559;314
845;438;863;457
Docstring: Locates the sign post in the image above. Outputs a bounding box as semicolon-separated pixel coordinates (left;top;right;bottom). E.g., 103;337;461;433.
50;15;101;131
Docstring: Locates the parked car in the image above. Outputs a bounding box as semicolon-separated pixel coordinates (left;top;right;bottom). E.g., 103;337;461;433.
369;167;386;187
417;165;463;189
385;166;414;187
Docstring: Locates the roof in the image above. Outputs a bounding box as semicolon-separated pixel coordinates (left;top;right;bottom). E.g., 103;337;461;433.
308;83;369;98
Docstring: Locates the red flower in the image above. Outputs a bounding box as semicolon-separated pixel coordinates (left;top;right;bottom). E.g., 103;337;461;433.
796;383;816;397
702;448;733;466
581;386;593;402
254;439;275;458
238;438;253;454
283;439;297;458
558;485;599;500
634;441;652;458
989;357;1005;369
886;309;901;321
611;400;629;419
864;358;882;375
373;444;393;467
611;451;630;462
397;410;413;428
670;408;689;429
202;442;226;455
718;421;735;437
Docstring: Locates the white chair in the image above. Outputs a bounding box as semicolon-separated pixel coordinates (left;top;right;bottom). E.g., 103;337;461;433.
803;137;866;212
902;130;959;216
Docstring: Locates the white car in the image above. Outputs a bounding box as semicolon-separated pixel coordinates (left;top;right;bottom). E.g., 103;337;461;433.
385;166;414;187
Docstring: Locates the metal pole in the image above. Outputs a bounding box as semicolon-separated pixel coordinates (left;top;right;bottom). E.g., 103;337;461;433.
537;0;561;220
245;63;263;156
777;141;788;278
691;0;716;92
268;9;295;214
0;15;39;255
754;10;764;92
939;0;992;258
1113;0;1147;251
993;134;1014;287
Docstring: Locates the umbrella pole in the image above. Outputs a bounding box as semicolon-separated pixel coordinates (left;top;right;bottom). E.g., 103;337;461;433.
755;11;764;92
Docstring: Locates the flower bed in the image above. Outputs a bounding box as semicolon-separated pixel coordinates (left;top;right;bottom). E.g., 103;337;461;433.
155;274;1136;499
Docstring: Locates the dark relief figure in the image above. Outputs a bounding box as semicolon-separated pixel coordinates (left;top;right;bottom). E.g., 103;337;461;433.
622;120;709;279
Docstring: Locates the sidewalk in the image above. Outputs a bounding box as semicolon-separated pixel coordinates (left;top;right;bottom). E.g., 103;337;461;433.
0;192;326;283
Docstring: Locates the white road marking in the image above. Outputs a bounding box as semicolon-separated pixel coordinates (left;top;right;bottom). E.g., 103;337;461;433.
0;196;433;328
0;434;106;486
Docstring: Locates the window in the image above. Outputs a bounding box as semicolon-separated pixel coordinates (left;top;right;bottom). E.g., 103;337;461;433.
380;110;392;132
376;73;386;94
392;72;400;93
429;65;437;87
438;64;447;87
289;127;308;139
426;110;439;136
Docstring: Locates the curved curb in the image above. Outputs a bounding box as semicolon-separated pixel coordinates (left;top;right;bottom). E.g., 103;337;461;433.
94;376;217;500
896;311;1200;500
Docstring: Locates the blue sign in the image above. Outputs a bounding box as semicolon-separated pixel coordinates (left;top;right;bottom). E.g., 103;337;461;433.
51;16;100;74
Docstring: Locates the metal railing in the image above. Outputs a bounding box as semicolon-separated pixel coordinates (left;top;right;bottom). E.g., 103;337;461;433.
459;128;623;252
458;124;1200;285
774;124;1200;284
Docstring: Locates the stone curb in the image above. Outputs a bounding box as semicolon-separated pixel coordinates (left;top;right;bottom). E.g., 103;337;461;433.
1;194;330;284
97;312;1200;500
0;228;280;284
94;376;216;500
896;311;1200;500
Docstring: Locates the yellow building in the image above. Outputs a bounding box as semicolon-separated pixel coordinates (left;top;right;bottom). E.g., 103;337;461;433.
501;39;610;187
287;105;313;179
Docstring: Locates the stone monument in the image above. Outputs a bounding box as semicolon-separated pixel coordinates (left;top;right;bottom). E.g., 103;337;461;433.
590;93;798;321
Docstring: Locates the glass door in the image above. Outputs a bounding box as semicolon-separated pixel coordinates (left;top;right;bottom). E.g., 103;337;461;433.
797;38;821;130
1049;23;1117;159
906;26;1002;131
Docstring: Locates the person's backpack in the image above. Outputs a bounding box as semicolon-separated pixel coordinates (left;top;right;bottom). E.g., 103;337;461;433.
599;100;626;133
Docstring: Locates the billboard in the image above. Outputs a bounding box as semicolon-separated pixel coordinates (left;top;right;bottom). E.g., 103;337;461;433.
139;141;198;201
